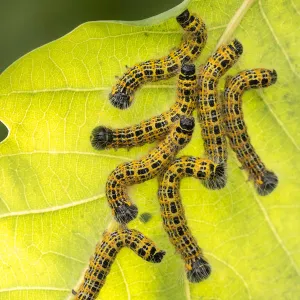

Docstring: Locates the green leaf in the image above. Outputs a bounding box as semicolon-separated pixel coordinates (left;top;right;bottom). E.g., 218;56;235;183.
1;0;299;299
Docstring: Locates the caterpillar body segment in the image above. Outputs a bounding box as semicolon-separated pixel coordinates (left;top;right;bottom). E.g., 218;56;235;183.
197;39;243;189
91;64;198;150
73;228;165;299
109;9;207;109
223;68;278;195
106;116;195;224
158;156;224;282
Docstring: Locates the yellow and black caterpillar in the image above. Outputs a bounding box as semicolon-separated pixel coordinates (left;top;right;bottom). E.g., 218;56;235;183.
73;228;165;300
109;9;207;109
197;39;243;189
106;116;195;224
223;68;278;195
91;64;197;150
158;156;224;282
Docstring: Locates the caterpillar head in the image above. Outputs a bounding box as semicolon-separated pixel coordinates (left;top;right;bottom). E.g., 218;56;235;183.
186;257;211;283
255;170;278;196
213;39;243;76
257;69;278;88
270;69;277;84
204;163;227;190
176;9;190;25
109;92;131;110
232;39;243;56
148;249;166;263
179;116;195;131
114;203;138;224
181;63;196;76
90;126;113;150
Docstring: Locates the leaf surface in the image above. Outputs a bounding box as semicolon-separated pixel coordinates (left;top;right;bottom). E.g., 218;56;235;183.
0;0;299;299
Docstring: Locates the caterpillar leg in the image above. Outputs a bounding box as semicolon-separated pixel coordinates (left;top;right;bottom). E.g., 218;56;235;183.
158;156;224;282
186;257;211;283
223;68;278;195
255;170;278;196
109;91;131;110
114;202;138;224
90;126;113;150
106;116;195;224
73;228;165;300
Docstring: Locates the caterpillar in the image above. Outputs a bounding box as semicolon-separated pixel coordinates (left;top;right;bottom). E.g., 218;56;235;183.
197;39;243;189
109;9;207;109
106;116;195;224
223;68;278;196
158;156;224;282
91;64;197;150
73;228;165;300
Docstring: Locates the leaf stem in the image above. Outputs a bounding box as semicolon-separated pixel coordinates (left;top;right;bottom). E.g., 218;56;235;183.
216;0;256;48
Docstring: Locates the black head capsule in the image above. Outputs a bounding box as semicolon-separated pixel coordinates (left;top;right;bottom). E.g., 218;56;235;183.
204;163;227;190
232;39;243;56
181;63;196;76
256;170;278;196
151;250;166;263
91;126;114;150
180;116;195;131
186;257;211;283
176;9;190;25
204;175;227;190
270;69;278;85
114;203;138;224
109;92;131;110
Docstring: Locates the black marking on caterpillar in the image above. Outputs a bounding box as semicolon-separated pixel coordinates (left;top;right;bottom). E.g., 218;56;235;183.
106;116;195;224
223;68;278;196
73;228;165;299
158;156;224;282
91;64;197;150
109;9;207;109
197;39;243;189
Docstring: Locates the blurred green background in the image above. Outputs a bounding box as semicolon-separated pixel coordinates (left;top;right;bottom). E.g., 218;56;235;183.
0;0;181;142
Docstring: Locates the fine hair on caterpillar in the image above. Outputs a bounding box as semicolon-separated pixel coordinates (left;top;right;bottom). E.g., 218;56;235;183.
158;156;224;282
72;228;165;300
106;116;195;224
197;39;243;190
109;9;207;109
222;68;278;195
91;64;198;150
